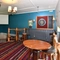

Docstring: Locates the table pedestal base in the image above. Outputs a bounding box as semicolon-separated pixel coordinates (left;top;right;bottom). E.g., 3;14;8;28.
32;50;45;60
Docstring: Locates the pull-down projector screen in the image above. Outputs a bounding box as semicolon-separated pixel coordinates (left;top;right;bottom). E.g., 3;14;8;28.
0;15;8;24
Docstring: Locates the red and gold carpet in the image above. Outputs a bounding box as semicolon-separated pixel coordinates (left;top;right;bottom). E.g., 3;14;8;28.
0;41;32;60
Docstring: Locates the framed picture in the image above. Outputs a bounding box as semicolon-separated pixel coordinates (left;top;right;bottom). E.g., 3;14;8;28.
36;16;53;29
28;20;33;28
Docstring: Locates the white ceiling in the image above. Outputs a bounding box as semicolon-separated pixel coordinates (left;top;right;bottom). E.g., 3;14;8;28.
0;0;59;14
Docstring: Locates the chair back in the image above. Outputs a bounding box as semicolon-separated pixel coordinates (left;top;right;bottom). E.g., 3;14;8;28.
53;33;58;53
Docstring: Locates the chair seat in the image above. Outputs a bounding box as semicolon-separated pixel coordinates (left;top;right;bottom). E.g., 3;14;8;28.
43;46;55;53
47;46;55;53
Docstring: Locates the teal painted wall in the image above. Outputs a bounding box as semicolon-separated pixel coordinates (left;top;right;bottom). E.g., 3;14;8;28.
0;15;9;33
9;10;57;30
0;10;57;33
0;25;8;33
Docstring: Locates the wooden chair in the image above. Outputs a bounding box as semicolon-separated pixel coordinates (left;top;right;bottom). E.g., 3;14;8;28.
57;42;60;60
43;33;58;60
17;28;27;41
8;28;19;42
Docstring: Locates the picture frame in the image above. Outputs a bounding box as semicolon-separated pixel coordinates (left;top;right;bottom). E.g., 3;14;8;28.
28;20;33;28
36;16;53;29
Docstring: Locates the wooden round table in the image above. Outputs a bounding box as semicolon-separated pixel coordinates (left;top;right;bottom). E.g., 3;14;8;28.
23;40;51;60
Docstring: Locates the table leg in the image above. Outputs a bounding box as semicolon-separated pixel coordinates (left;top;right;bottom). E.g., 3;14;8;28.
33;50;45;60
33;50;37;60
37;50;45;60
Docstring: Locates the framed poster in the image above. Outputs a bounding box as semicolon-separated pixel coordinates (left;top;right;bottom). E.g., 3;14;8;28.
36;16;48;28
28;20;33;26
28;20;33;28
36;16;53;29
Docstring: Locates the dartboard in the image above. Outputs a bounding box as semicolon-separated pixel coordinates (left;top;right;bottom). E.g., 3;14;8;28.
38;18;46;26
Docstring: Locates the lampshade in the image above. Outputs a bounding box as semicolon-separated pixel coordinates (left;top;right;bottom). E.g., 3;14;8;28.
13;7;17;12
8;6;12;12
57;26;60;32
53;17;55;20
8;6;17;13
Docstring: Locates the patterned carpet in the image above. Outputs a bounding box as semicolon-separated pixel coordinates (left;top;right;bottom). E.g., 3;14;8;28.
0;41;55;60
0;41;32;60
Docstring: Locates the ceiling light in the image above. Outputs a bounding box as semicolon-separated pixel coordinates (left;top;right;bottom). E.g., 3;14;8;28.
53;17;55;20
57;27;60;32
2;0;17;4
13;7;17;12
8;6;17;13
8;6;12;12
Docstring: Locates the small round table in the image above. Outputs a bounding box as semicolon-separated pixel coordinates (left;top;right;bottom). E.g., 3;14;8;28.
23;40;51;60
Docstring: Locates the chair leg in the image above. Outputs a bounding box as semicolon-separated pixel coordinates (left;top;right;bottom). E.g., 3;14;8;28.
59;54;60;60
54;53;57;60
50;54;53;60
50;53;57;60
